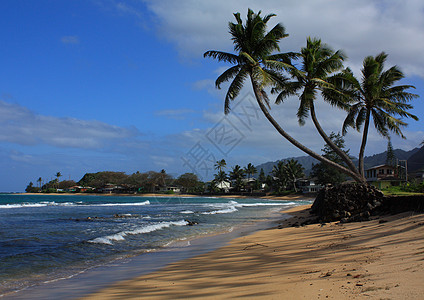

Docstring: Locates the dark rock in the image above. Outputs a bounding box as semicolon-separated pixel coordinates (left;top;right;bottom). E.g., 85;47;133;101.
311;183;385;223
185;219;199;226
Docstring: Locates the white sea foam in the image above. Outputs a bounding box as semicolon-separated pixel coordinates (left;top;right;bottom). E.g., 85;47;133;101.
201;200;295;215
93;201;150;207
88;220;188;245
202;206;238;214
0;203;46;209
235;201;296;207
180;210;194;214
0;200;151;209
0;201;76;209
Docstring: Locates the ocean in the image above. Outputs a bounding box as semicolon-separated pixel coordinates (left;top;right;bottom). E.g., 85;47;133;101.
0;194;311;298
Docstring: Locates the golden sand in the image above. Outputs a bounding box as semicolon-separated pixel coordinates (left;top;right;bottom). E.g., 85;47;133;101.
81;205;424;299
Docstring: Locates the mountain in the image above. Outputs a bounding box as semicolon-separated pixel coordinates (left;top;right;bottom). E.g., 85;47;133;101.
255;146;422;176
255;155;318;176
407;147;424;172
362;148;420;170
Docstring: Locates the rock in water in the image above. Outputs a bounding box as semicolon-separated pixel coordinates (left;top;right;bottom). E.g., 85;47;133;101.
311;183;384;223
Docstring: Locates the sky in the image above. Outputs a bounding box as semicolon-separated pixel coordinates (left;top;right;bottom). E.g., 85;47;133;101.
0;0;423;192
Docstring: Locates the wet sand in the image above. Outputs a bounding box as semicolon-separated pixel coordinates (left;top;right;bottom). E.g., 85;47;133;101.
82;205;424;299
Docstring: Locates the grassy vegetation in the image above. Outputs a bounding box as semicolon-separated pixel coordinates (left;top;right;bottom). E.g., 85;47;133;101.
381;182;424;196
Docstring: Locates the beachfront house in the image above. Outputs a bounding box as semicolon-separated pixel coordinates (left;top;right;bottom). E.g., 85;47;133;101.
216;180;231;193
206;180;231;193
158;186;181;193
296;178;323;194
365;164;403;189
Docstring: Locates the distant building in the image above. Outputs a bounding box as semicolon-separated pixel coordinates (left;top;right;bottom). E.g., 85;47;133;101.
158;186;181;193
296;178;323;193
365;164;403;189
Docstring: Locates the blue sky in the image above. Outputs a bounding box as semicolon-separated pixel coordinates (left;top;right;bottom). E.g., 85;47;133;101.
1;0;423;192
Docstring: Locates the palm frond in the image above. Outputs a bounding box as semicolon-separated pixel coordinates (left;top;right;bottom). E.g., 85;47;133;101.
224;69;248;114
204;51;240;64
215;65;241;89
371;109;390;138
273;81;302;104
342;105;360;135
267;52;299;62
262;59;293;72
355;107;368;130
297;91;313;125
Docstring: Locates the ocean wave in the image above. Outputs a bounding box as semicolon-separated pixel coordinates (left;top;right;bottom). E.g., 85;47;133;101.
93;201;150;207
0;200;150;209
180;210;194;214
201;200;295;215
235;201;296;207
201;206;238;215
87;220;188;245
0;202;75;209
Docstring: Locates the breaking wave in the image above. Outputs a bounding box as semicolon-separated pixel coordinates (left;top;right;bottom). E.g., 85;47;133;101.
88;220;188;245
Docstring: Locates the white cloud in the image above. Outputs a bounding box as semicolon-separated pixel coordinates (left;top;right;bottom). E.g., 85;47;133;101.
135;0;423;167
142;0;424;78
0;100;142;149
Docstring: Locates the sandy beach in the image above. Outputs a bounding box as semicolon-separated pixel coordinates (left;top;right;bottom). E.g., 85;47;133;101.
80;205;424;299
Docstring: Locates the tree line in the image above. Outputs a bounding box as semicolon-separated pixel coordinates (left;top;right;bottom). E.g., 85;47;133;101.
25;170;205;194
25;158;314;195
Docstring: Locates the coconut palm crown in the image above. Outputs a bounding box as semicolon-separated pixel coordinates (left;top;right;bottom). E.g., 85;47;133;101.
204;8;294;114
272;37;359;175
339;52;419;175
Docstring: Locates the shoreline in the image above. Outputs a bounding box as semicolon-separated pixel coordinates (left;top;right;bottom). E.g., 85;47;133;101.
16;192;315;201
3;197;307;299
81;206;424;299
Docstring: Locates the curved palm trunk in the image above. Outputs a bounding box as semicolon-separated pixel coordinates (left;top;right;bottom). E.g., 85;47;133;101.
358;109;371;176
310;104;361;176
250;76;365;183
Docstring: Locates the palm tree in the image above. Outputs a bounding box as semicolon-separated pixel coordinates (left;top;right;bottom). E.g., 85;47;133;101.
229;165;245;181
244;163;257;179
213;170;229;192
214;170;228;183
160;169;167;187
37;177;42;191
271;161;288;193
55;172;62;190
339;52;419;176
273;37;359;176
284;159;304;192
229;165;245;192
214;159;227;173
204;9;364;183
